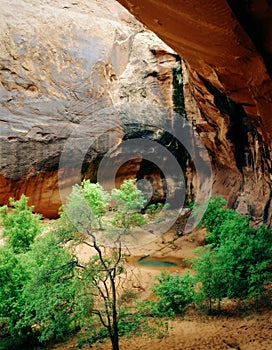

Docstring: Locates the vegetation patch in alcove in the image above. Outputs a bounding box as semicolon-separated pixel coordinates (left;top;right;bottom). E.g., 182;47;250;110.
172;56;186;116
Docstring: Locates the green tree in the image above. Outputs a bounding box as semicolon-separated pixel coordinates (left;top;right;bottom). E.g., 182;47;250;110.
0;192;91;347
111;179;146;232
82;180;110;229
247;225;272;296
151;270;194;317
216;219;271;299
0;195;41;254
0;246;28;339
0;230;85;348
192;247;228;312
59;189;122;350
18;230;82;343
194;196;272;307
58;179;148;350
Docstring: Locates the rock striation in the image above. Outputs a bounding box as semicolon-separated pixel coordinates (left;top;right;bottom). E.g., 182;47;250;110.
3;0;272;224
117;0;272;225
0;0;180;217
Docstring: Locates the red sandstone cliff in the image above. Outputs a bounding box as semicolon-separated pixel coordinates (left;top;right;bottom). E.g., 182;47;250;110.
2;0;272;224
0;0;179;217
117;0;272;224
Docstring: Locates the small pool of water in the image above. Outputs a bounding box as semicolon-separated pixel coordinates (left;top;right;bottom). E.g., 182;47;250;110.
126;255;189;270
134;255;188;271
137;256;184;268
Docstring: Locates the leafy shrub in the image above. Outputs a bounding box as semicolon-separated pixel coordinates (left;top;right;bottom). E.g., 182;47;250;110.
111;179;146;231
82;180;110;228
193;196;272;309
151;271;194;317
192;247;228;311
59;184;95;234
117;307;142;337
0;246;28;336
145;203;164;219
16;230;82;343
0;195;41;254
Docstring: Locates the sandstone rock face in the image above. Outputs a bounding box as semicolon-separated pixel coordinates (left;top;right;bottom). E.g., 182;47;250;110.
0;0;180;217
117;0;272;224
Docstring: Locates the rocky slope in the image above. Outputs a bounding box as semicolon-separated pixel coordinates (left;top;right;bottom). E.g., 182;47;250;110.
0;0;180;217
117;0;272;225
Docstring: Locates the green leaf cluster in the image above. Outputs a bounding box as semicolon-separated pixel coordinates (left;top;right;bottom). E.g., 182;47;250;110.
0;196;93;348
0;195;41;254
111;179;146;212
111;179;146;231
0;246;28;336
150;270;194;317
82;180;110;228
0;230;87;348
18;231;82;343
145;203;165;219
193;196;272;310
60;178;147;233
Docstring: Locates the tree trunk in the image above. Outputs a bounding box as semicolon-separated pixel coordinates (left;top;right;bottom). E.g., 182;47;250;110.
111;334;119;350
111;268;119;350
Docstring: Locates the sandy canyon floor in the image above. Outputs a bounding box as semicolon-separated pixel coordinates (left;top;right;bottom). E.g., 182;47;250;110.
49;226;272;350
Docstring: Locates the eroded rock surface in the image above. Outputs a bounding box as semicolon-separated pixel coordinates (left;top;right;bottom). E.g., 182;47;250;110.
117;0;272;224
0;0;180;217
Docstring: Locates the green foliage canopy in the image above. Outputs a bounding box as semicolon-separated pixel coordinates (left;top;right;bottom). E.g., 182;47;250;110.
193;196;272;308
151;271;194;316
82;180;110;228
111;179;146;231
0;195;41;254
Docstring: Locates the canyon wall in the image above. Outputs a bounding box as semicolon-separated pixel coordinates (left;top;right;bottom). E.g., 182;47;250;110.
2;0;272;224
117;0;272;225
0;0;180;217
